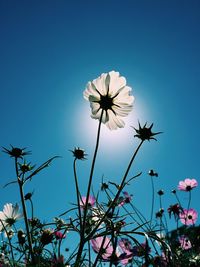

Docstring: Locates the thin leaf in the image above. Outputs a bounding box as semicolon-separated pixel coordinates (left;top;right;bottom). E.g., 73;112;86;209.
25;156;60;182
3;180;18;188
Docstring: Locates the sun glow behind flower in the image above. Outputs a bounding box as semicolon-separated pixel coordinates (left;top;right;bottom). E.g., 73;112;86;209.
76;98;149;158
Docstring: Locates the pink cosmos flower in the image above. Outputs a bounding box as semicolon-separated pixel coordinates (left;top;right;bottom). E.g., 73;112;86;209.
178;178;198;191
131;242;151;257
179;208;198;225
80;195;96;209
179;236;192;250
118;238;134;265
91;236;134;265
91;236;116;261
118;192;133;206
167;203;182;220
50;255;64;267
54;231;66;240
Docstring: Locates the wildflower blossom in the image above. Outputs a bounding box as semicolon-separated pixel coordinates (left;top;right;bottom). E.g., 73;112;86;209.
148;169;158;177
157;189;164;196
84;71;134;130
118;192;133;206
54;231;66;240
179;208;198;225
70;147;87;160
91;236;116;261
179;236;192;250
156;208;164;218
132;242;151;257
24;192;33;200
18;161;34;173
118;238;134;265
2;145;30;159
80;195;96;209
134;122;162;141
17;229;26;245
168;203;182;220
178;178;198;191
40;229;54;245
91;236;134;265
51;255;65;267
0;203;22;230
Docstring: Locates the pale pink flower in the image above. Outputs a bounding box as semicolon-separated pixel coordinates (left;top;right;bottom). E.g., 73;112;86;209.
91;236;115;260
80;195;96;209
179;236;192;250
118;192;133;207
54;231;66;240
179;208;198;225
118;238;134;265
178;178;198;191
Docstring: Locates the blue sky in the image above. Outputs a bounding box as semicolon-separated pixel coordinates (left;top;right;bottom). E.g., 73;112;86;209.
0;0;200;249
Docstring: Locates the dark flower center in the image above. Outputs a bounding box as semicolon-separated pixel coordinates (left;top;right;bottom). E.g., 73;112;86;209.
188;215;193;220
99;95;113;110
186;185;192;191
20;164;31;173
5;218;16;226
125;198;131;203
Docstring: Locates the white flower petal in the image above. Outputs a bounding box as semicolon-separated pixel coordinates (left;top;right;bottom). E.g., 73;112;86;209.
84;82;100;100
92;73;108;96
90;102;100;115
114;86;134;106
108;71;126;96
106;110;125;130
112;105;133;117
84;71;134;130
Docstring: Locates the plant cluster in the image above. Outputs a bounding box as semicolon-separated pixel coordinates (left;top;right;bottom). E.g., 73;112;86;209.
0;71;199;266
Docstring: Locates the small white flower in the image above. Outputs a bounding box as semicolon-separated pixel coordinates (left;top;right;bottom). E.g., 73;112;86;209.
0;203;23;230
84;71;134;130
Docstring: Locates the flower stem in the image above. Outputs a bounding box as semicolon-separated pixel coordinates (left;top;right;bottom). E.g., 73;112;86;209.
0;219;16;267
15;158;35;264
187;190;191;211
150;176;155;228
73;158;82;229
75;110;103;266
87;140;144;240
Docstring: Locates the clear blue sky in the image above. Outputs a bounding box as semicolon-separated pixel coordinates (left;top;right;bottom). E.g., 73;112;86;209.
0;0;200;240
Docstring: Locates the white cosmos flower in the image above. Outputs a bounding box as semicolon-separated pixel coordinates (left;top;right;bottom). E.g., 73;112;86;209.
84;71;134;130
0;203;23;230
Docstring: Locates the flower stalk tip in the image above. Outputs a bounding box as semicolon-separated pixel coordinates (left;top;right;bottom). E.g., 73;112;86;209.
133;122;162;141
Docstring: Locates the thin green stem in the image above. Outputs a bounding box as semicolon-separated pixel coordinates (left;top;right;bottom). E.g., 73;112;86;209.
187;190;191;211
0;219;16;267
73;158;82;229
150;176;155;228
75;110;103;266
15;158;35;264
87;140;144;240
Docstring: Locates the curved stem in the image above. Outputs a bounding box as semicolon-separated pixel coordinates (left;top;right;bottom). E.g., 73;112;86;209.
75;110;103;266
87;140;144;240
